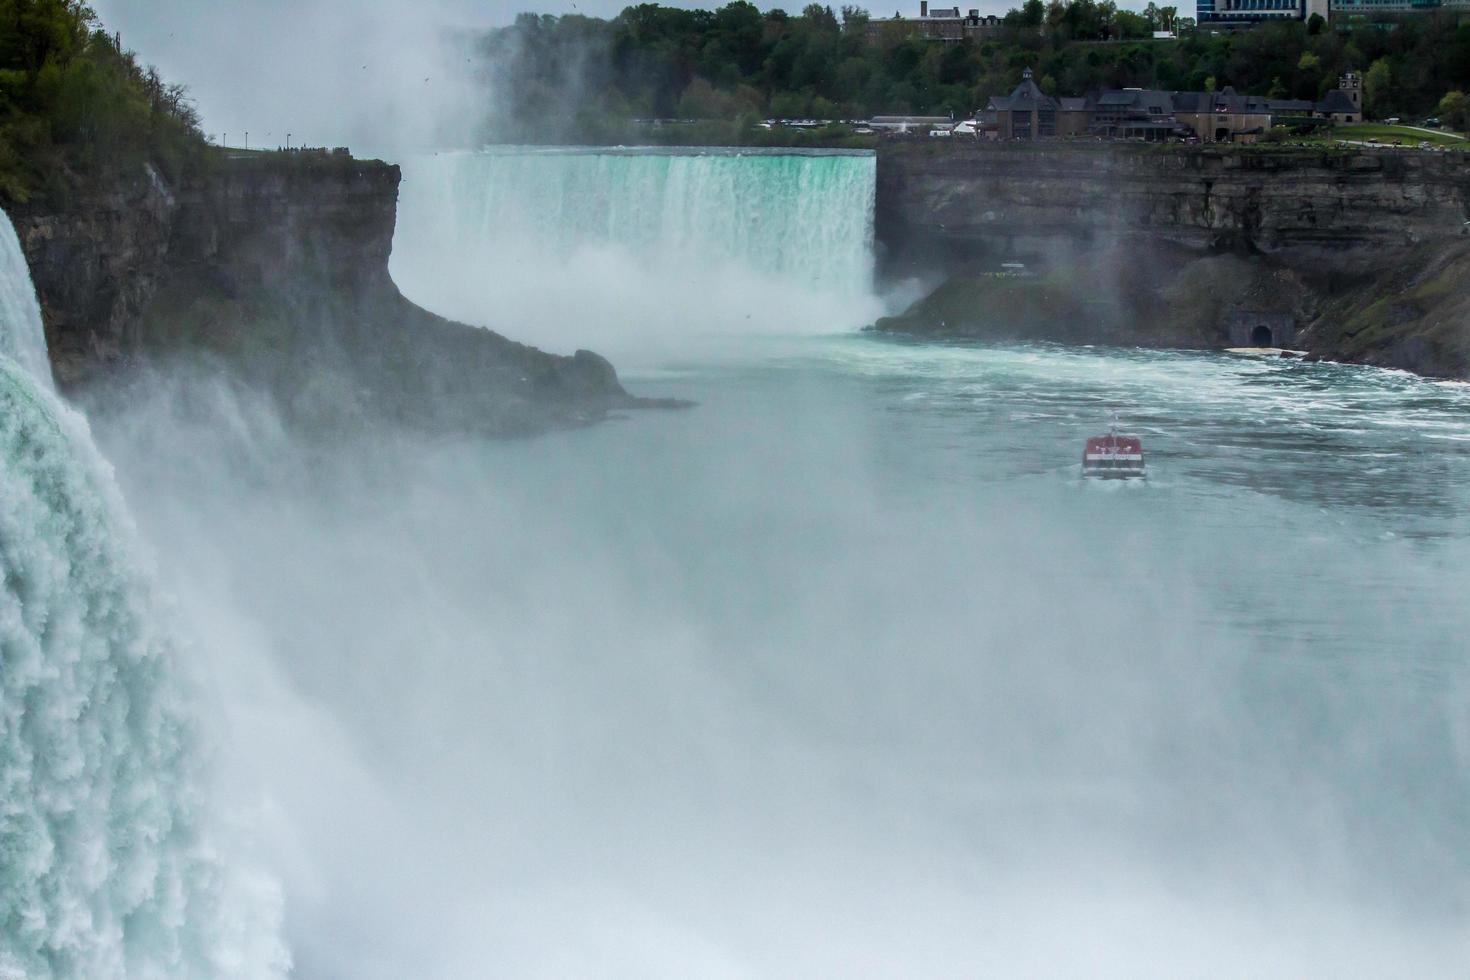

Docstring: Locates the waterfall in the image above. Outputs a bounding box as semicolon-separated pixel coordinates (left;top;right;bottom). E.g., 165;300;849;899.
390;147;882;362
0;214;53;392
0;212;286;979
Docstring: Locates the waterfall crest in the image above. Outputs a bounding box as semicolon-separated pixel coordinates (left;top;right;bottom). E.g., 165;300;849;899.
391;147;881;362
0;212;286;979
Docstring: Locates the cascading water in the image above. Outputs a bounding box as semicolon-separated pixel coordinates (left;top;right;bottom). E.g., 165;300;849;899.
0;212;286;979
391;147;884;363
78;153;1470;976
0;217;53;393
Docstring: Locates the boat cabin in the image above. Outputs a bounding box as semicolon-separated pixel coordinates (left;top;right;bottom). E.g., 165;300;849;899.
1083;433;1146;479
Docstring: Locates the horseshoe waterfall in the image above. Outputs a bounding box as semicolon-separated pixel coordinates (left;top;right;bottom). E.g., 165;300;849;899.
390;148;883;359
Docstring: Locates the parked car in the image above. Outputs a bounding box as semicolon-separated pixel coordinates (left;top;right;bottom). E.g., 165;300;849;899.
1386;116;1400;124
1423;117;1442;128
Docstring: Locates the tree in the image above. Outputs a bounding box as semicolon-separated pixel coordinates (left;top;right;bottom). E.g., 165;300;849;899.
475;0;1470;144
1306;12;1325;35
1437;90;1469;131
1363;57;1392;118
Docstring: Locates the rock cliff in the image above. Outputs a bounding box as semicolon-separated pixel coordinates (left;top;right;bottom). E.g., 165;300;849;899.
874;142;1470;378
876;141;1470;269
12;153;648;436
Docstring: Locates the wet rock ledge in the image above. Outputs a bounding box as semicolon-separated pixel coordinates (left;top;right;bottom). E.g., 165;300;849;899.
12;153;668;437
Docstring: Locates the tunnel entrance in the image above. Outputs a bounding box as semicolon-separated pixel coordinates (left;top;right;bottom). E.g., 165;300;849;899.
1251;324;1274;347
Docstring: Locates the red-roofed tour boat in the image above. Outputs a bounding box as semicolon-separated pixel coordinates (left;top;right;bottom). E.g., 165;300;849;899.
1083;419;1146;479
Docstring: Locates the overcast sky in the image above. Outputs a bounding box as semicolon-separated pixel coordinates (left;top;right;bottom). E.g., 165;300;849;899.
89;0;1052;148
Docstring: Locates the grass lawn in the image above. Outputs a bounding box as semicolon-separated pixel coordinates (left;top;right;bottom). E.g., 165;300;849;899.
1330;123;1468;146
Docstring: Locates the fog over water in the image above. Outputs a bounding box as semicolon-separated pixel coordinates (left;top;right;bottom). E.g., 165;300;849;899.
68;148;1470;976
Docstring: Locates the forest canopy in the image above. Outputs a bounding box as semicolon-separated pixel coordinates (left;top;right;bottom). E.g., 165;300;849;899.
477;0;1470;142
0;0;204;204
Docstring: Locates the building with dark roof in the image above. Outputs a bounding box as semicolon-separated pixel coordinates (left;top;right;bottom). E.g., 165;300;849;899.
979;70;1361;142
865;1;1004;42
984;69;1089;139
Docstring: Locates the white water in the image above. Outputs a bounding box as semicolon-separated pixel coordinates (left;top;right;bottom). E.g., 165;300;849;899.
21;147;1470;977
0;214;286;978
0;214;53;392
391;147;885;365
70;148;1468;977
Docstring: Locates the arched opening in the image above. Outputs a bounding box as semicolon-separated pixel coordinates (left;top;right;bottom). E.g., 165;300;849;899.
1215;127;1231;142
1251;324;1274;347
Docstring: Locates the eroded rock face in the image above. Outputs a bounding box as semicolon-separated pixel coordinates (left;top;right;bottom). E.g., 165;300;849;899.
876;142;1470;274
874;143;1470;378
11;168;178;386
11;155;645;436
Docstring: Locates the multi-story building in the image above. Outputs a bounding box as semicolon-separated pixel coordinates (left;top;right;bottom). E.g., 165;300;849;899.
865;2;1004;43
1331;0;1467;13
980;70;1362;141
1201;0;1470;25
1197;0;1335;25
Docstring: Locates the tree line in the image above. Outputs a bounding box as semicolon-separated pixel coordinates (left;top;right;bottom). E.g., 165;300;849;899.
0;0;205;205
477;1;1470;142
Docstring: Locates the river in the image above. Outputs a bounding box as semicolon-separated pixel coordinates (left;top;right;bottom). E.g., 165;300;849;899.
78;148;1470;976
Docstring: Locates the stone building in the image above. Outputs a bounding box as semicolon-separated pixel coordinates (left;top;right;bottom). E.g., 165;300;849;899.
979;70;1361;142
865;2;1003;43
984;70;1083;139
1171;88;1273;142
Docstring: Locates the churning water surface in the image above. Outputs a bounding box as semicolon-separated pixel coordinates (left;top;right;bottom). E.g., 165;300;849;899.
78;148;1470;977
93;327;1470;979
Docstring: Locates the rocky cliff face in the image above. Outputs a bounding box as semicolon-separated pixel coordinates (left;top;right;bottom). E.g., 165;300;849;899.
12;154;646;435
876;142;1470;271
875;142;1470;378
11;166;177;384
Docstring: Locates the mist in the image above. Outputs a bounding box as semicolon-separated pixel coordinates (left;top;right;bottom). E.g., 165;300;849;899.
86;335;1470;977
52;5;1470;976
90;0;1076;150
389;148;887;367
90;0;500;149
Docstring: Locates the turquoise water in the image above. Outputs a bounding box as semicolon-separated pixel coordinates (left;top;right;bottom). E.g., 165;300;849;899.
19;146;1468;976
94;330;1470;977
0;214;286;979
390;147;882;361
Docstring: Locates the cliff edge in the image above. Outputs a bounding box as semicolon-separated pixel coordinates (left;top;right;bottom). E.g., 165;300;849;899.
874;142;1470;379
13;152;649;436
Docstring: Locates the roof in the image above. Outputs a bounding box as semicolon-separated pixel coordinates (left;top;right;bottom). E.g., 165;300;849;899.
1267;98;1316;113
1004;69;1058;111
1211;88;1271;114
1059;97;1089;111
1094;90;1177;114
1319;90;1359;114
